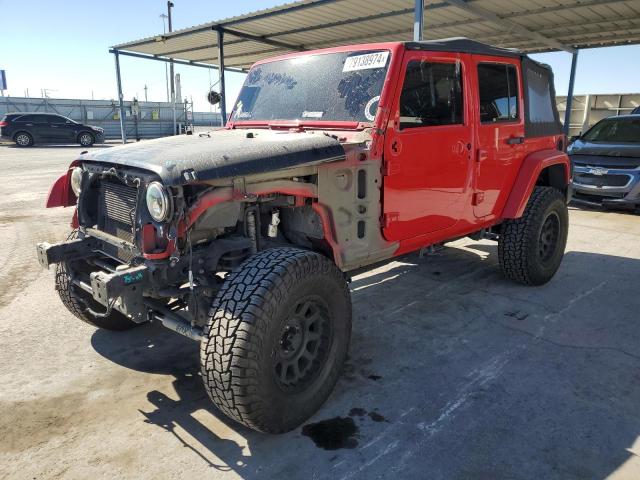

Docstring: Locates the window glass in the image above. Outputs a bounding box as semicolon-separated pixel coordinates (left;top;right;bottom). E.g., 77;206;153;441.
399;61;463;129
231;50;390;123
582;117;640;143
16;114;49;123
478;64;519;123
50;115;73;124
525;66;555;123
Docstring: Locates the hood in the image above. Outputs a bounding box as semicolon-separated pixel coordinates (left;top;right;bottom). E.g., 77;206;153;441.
569;139;640;159
79;129;345;185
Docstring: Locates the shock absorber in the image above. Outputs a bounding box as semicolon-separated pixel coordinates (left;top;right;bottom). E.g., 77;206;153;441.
246;208;258;254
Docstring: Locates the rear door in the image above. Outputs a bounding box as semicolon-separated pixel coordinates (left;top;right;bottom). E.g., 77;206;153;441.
45;115;76;142
382;51;473;241
16;114;49;140
472;58;526;218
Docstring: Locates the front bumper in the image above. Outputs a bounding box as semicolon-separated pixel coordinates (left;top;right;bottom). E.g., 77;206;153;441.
37;235;149;322
571;165;640;208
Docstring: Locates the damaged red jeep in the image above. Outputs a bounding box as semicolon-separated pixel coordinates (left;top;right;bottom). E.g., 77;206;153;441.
37;39;570;433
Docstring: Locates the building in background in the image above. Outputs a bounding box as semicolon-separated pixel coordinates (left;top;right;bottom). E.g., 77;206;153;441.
558;93;640;137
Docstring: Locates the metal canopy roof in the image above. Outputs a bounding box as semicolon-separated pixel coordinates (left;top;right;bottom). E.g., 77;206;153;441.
113;0;640;70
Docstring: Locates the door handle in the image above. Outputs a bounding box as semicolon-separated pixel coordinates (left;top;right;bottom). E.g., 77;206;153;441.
506;136;525;145
25;123;34;126
51;125;59;128
476;149;488;162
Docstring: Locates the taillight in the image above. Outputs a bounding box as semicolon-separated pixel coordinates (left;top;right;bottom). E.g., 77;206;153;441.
0;121;8;127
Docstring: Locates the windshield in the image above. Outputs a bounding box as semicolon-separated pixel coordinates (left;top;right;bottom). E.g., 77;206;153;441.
231;50;391;123
582;117;640;143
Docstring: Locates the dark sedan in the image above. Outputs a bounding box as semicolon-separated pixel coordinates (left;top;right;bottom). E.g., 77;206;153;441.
0;112;104;147
569;115;640;210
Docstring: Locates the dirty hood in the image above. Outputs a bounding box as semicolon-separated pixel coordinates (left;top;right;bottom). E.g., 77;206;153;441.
79;129;345;185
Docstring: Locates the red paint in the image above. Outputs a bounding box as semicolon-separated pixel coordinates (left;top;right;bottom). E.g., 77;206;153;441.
141;224;157;254
470;55;526;219
46;172;76;208
502;149;570;218
382;51;474;241
143;240;176;260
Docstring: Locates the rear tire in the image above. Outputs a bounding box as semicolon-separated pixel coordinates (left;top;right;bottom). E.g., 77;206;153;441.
499;186;568;285
14;132;33;147
55;231;137;331
200;247;352;433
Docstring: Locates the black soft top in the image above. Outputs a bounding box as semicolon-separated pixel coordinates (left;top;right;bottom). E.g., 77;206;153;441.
404;37;521;58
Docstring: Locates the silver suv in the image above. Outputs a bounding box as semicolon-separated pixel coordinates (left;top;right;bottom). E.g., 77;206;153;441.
569;115;640;210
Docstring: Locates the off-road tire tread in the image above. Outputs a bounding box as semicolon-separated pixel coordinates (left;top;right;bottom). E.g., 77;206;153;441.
499;186;566;285
200;247;350;433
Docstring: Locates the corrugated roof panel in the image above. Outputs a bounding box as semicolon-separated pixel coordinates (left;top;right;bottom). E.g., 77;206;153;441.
112;0;640;68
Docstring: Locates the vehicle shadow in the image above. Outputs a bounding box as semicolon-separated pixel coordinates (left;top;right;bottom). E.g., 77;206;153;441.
91;244;640;479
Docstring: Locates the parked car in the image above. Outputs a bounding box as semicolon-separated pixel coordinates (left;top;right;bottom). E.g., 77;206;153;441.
0;112;104;147
631;106;640;115
36;38;570;434
569;115;640;209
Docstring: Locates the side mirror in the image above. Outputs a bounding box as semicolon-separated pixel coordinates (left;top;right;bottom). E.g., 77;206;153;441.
569;135;580;143
207;90;221;106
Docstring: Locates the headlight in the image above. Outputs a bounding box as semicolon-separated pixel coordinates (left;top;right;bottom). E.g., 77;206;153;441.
146;182;171;222
70;167;83;196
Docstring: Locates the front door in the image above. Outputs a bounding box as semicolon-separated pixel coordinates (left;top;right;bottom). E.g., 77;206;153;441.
383;51;473;241
472;58;526;218
45;115;77;142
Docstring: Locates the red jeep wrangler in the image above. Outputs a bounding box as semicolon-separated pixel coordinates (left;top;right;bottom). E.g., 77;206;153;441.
37;38;570;433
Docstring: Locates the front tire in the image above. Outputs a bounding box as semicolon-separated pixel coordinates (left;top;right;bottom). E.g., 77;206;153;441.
78;132;95;147
499;186;568;285
200;248;352;433
54;231;137;331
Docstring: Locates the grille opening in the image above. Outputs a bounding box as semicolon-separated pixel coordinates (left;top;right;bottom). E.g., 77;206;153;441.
573;173;630;188
97;178;138;261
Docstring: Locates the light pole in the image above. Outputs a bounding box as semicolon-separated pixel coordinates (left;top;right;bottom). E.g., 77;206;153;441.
160;13;170;103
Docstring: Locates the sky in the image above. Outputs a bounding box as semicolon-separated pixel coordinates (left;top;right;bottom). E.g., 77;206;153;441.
1;0;639;113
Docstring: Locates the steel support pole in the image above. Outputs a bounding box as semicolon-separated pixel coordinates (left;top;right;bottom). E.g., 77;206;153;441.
168;1;176;135
564;50;579;136
113;50;127;144
413;0;424;42
217;29;227;126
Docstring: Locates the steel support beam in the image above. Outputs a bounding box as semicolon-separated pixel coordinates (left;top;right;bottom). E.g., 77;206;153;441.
414;0;425;41
217;29;227;127
564;50;579;136
107;49;245;72
220;26;304;51
113;50;127;144
442;0;575;53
